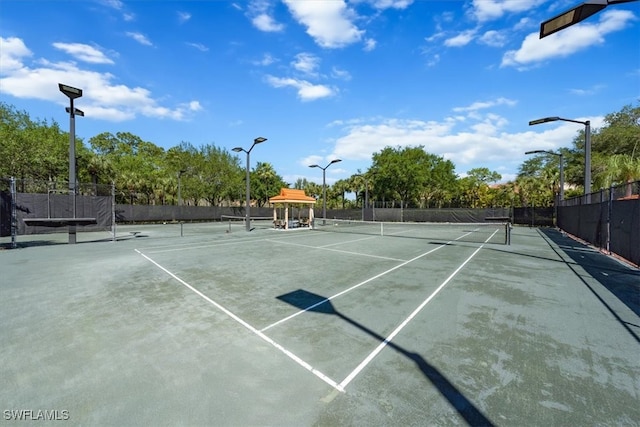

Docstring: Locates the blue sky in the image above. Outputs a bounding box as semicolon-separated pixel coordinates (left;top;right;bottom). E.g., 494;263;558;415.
1;0;639;186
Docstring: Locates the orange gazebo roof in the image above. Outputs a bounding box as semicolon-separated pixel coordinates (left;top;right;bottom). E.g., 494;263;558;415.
269;188;316;204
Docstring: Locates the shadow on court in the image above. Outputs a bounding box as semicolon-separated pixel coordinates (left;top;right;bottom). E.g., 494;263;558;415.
539;228;640;343
277;289;495;427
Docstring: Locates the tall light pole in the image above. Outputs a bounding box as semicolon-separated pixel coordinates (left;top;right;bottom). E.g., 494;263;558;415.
529;116;591;198
59;83;83;244
525;150;565;201
309;159;341;224
233;137;267;231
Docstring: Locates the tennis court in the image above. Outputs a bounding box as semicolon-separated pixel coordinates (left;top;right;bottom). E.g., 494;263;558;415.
1;222;638;426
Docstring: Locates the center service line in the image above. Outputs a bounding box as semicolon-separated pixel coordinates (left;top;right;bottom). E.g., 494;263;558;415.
339;230;498;390
134;249;345;393
261;241;452;332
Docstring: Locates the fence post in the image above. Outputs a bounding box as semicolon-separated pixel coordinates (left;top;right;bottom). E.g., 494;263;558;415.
111;182;116;242
606;185;612;254
10;176;17;249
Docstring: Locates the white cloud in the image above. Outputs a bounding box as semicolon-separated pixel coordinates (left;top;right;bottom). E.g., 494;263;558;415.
453;97;517;112
283;0;364;48
254;53;277;66
323;110;606;178
178;11;191;24
252;13;285;32
186;42;209;52
292;53;320;76
300;155;324;167
502;10;636;68
265;75;335;101
363;38;377;51
569;84;605;96
102;0;123;10
364;0;414;9
0;37;32;72
444;29;476;47
478;30;507;48
248;0;284;32
52;43;114;64
426;53;440;67
126;32;153;46
331;67;352;81
0;37;201;122
470;0;546;22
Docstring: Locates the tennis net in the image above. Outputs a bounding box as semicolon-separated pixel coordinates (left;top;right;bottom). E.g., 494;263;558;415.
311;218;511;244
221;215;274;231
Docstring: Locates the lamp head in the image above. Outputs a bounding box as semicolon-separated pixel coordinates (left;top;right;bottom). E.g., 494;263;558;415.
232;147;243;153
529;117;560;126
254;137;267;144
58;83;83;100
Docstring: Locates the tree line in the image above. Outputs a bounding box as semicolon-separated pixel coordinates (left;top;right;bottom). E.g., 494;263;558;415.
1;101;638;209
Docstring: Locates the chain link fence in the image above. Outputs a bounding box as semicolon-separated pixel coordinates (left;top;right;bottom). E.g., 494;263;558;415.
558;180;639;266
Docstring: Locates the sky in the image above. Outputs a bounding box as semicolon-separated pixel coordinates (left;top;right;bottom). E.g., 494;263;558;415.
1;0;639;187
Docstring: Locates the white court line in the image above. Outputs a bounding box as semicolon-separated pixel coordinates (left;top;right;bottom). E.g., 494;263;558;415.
338;229;498;390
261;241;450;332
318;235;378;248
261;228;488;332
143;238;272;254
267;238;407;262
135;249;345;393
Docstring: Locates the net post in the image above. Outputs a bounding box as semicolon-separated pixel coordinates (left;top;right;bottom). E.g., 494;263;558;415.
505;221;511;245
380;222;384;237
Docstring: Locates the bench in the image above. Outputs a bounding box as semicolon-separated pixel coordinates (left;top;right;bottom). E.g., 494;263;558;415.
23;218;97;227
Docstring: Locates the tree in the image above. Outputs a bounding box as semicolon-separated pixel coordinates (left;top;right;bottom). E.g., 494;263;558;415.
369;146;457;208
250;162;287;207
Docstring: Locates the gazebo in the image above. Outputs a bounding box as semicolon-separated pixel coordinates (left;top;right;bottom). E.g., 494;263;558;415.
268;188;316;230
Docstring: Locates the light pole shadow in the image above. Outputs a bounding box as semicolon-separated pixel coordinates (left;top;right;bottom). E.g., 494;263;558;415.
277;289;495;426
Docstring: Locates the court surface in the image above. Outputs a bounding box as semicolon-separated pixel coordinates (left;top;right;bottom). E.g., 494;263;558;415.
1;223;639;426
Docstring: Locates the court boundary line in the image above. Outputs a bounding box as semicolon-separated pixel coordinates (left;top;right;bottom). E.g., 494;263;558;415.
134;248;345;393
338;230;497;390
261;241;451;332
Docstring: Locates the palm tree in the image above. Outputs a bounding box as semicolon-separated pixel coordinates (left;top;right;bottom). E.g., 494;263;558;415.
598;154;640;197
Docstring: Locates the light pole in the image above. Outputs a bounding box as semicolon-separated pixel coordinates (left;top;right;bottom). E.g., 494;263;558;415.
59;83;83;244
525;150;565;201
309;159;341;224
233;137;267;231
529;116;591;198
